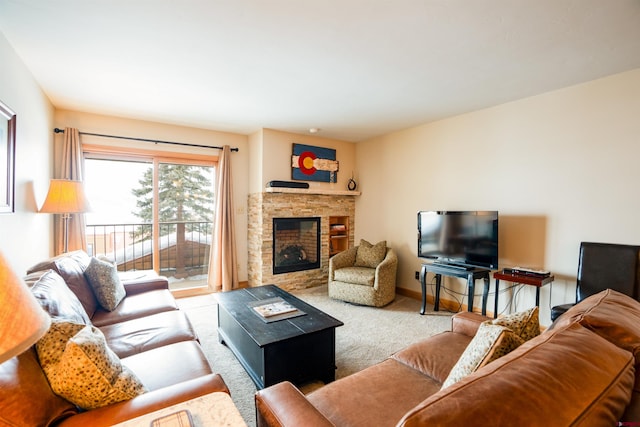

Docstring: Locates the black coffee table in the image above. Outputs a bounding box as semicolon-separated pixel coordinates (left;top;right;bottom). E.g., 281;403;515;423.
216;284;343;389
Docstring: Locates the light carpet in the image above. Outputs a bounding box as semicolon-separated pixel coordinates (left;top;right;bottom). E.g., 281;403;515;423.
177;286;453;426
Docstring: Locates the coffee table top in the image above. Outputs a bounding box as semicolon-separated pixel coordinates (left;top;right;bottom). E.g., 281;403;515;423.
216;285;343;347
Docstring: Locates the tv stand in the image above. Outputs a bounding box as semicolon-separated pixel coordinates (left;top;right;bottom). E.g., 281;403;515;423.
431;261;473;271
420;263;491;316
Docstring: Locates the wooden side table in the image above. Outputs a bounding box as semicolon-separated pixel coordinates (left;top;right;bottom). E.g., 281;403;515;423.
112;392;247;427
493;270;554;318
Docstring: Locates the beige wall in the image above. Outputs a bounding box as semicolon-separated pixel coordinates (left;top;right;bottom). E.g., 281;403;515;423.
248;129;264;194
0;31;54;273
53;110;251;281
252;128;356;194
356;68;640;325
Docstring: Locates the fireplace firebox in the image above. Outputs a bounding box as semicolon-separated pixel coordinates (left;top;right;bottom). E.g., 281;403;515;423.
273;217;321;274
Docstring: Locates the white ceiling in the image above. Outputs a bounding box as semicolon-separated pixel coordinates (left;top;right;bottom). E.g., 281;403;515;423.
1;0;639;142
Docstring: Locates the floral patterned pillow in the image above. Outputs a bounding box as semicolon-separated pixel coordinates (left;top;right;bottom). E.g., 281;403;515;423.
442;307;542;389
354;239;387;268
491;306;540;341
36;319;147;409
441;322;524;389
84;257;125;311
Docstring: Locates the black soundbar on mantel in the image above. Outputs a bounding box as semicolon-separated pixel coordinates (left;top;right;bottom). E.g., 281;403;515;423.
267;181;310;189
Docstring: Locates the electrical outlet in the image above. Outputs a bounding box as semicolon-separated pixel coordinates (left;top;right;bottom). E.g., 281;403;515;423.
415;271;420;280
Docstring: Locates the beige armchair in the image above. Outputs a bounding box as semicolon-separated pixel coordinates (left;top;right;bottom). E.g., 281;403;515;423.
328;240;398;307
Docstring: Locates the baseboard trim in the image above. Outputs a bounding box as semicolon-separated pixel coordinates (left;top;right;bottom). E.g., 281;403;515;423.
395;287;421;300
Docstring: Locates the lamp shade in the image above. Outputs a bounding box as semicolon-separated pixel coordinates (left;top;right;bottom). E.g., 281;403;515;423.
0;251;51;364
39;179;91;214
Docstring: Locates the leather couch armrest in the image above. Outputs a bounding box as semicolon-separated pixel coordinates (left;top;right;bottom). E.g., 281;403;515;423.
451;312;491;337
255;381;335;427
121;276;170;295
57;374;228;427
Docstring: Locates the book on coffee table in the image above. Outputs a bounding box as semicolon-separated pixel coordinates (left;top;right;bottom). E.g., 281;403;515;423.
248;297;306;323
252;298;297;317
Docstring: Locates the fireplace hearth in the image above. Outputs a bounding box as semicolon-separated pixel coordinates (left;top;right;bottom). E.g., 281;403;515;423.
273;217;320;274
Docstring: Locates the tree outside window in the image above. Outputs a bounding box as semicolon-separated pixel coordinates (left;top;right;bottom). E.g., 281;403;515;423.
131;163;214;278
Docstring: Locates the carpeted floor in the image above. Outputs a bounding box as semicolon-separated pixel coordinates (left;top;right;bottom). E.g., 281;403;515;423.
177;286;453;426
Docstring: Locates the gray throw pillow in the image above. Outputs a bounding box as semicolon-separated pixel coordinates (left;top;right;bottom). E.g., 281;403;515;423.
84;257;125;311
31;270;91;324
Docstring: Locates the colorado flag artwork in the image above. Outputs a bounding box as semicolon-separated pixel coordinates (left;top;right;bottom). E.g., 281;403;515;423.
291;143;339;183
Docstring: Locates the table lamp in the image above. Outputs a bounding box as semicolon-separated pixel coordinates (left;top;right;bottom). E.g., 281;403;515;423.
0;251;51;364
39;179;91;253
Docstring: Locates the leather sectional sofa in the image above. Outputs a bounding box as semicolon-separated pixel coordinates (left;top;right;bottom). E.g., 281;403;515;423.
256;288;640;426
0;251;229;427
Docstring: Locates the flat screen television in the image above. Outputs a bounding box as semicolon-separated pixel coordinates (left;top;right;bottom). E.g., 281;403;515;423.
418;211;499;270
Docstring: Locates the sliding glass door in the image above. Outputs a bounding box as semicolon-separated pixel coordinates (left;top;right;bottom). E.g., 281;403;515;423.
84;154;216;292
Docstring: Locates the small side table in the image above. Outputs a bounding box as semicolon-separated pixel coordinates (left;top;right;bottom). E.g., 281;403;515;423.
493;270;554;319
420;263;491;316
112;392;247;427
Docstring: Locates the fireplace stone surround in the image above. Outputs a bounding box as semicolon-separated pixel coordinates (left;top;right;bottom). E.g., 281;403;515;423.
248;190;355;291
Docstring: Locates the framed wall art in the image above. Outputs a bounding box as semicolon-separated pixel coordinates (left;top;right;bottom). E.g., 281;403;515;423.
0;99;16;214
291;143;338;183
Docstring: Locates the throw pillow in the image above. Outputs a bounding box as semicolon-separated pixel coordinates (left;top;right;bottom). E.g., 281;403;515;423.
30;269;92;325
84;257;125;311
354;239;387;268
441;322;524;389
36;320;147;410
491;306;540;341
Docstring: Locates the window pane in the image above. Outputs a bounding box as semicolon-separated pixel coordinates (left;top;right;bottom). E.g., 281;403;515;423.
85;159;151;225
84;159;153;269
158;162;215;290
84;157;215;292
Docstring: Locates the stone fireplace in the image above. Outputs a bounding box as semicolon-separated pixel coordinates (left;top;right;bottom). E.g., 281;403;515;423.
248;189;356;291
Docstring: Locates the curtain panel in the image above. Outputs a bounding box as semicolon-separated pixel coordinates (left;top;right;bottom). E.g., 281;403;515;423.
208;145;239;291
53;127;88;254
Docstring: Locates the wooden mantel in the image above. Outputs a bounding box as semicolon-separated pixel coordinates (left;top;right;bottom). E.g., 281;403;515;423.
264;187;361;196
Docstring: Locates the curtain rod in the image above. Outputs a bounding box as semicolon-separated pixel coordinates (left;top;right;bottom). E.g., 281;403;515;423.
53;128;239;152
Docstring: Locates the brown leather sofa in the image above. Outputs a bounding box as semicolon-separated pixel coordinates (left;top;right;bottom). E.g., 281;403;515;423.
256;289;640;426
0;251;229;427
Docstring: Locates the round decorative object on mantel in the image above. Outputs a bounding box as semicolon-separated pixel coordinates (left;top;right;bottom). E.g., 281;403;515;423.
348;173;357;191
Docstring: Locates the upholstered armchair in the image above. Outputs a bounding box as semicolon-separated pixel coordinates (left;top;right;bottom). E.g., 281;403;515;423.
328;240;398;307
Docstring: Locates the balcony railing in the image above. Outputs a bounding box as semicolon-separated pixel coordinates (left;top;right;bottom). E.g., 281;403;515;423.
85;221;212;288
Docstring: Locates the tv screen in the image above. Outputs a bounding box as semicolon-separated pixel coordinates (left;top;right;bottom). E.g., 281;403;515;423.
418;211;499;270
